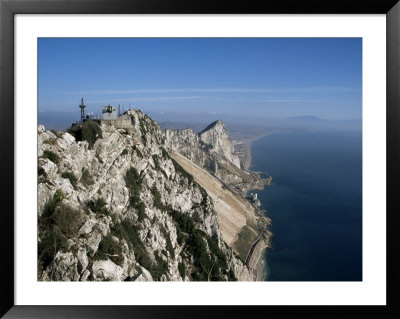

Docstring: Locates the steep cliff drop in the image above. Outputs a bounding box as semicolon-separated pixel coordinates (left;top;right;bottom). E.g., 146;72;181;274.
37;110;270;281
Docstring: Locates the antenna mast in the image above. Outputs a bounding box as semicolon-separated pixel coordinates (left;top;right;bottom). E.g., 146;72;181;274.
79;98;86;123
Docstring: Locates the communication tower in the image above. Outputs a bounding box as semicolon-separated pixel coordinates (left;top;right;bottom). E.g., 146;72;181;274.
79;98;86;123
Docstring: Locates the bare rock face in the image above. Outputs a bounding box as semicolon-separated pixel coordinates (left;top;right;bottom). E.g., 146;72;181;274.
47;251;80;281
37;109;249;282
164;120;241;171
92;260;124;281
164;120;267;196
198;120;241;168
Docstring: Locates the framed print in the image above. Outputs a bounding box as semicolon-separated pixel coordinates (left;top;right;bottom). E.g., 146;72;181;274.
1;0;399;318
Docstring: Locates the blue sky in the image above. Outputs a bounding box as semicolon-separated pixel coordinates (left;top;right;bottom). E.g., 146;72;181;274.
38;38;362;121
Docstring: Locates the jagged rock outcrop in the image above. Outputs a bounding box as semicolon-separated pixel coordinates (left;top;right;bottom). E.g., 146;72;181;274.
37;109;251;281
164;120;240;170
164;120;269;196
198;120;241;168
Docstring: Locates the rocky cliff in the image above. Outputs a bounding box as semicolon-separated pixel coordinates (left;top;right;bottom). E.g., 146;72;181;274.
198;120;241;169
164;120;269;196
37;109;251;281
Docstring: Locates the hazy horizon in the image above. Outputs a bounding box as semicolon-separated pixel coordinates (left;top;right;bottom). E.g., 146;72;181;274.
39;38;362;125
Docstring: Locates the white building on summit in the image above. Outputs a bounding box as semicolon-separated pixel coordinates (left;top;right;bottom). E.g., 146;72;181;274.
101;104;135;129
102;105;119;120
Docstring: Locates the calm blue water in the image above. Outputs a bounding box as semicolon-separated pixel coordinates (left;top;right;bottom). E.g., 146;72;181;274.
250;129;362;281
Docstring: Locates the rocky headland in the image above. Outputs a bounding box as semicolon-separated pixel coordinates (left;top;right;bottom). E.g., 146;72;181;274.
37;110;271;281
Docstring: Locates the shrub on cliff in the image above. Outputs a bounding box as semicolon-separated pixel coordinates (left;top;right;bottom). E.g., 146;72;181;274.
43;150;59;164
168;209;233;281
94;234;124;266
61;171;77;189
112;221;152;271
68;120;102;149
125;167;142;191
125;167;147;219
38;190;82;276
178;262;186;278
87;197;108;215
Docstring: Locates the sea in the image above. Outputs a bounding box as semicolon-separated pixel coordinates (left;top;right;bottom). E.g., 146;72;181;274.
250;129;362;281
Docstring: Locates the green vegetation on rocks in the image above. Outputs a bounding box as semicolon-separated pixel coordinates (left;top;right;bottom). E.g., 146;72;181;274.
112;220;167;280
38;189;82;276
178;262;186;278
43;150;59;164
168;209;235;281
94;234;124;266
125;167;147;220
87;197;108;215
61;171;77;189
68;120;102;149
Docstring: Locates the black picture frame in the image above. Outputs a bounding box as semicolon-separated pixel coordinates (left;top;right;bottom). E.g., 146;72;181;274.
1;0;399;318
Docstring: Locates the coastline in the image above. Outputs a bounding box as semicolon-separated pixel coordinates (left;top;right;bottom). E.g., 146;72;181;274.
245;233;271;281
238;133;275;281
240;131;279;171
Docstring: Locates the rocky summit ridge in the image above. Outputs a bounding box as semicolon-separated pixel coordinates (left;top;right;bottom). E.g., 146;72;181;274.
37;109;268;281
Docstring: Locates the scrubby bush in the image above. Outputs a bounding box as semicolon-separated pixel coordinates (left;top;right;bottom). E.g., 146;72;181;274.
178;262;186;278
43;150;59;164
228;269;237;281
136;202;146;222
55;204;83;237
125;167;147;218
168;209;234;281
125;167;142;191
68;120;102;149
38;225;66;275
153;252;169;278
169;210;195;234
53;189;65;204
50;129;63;138
112;221;152;271
94;234;124;266
61;171;77;189
87;197;108;215
38;190;81;275
112;220;171;280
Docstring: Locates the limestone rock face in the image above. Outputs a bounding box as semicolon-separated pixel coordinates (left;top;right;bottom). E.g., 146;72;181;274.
164;120;241;170
92;260;124;281
198;120;241;168
47;251;80;281
164;120;267;196
37;109;250;282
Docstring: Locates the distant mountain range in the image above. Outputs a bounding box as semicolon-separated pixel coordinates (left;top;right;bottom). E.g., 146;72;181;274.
288;115;324;122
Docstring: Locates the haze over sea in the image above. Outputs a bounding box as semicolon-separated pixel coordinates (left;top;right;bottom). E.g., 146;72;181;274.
250;128;362;281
